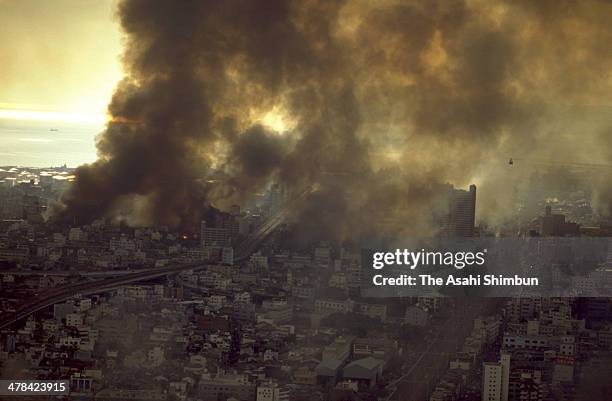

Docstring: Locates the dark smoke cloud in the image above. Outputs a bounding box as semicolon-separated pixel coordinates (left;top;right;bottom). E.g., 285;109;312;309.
57;0;612;239
225;124;287;200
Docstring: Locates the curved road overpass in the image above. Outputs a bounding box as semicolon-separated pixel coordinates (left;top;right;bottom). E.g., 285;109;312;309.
0;189;309;330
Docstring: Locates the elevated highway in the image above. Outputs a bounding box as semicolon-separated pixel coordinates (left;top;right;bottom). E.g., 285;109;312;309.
0;262;207;330
0;188;311;330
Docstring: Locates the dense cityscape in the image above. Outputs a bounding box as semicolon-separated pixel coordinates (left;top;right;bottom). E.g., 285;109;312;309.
0;164;611;401
3;2;612;400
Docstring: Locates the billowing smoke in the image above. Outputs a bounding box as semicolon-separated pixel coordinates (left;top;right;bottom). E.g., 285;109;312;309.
56;0;612;239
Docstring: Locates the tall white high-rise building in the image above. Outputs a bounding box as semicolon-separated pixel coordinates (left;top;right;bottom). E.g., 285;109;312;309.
482;353;510;401
500;353;510;401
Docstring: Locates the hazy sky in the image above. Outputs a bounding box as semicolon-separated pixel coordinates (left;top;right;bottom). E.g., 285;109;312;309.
0;0;123;122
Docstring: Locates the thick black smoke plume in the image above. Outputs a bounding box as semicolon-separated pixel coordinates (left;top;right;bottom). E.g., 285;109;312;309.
57;0;612;238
